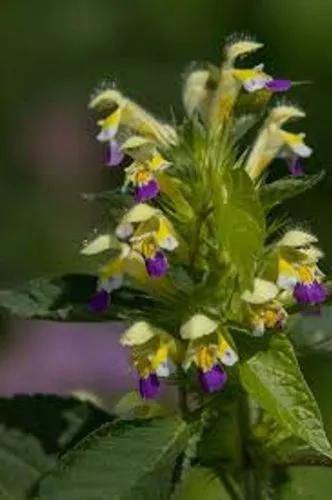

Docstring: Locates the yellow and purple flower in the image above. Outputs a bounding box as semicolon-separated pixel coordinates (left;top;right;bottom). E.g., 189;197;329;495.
180;315;238;393
277;230;328;306
124;153;170;202
96;107;125;167
232;65;292;94
245;105;312;180
242;279;288;336
90;88;176;171
118;206;178;279
120;321;180;399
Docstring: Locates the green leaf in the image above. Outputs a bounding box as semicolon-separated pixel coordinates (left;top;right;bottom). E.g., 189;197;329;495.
239;334;332;458
215;169;265;288
260;172;324;211
172;467;231;500
0;425;53;499
197;391;242;468
0;395;111;455
0;274;154;321
280;467;332;500
113;391;173;420
36;417;188;500
289;307;332;355
252;408;316;465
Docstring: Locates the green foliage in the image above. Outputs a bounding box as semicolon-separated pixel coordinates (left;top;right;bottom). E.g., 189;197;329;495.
280;467;332;500
36;417;188;500
239;334;332;458
0;274;155;321
260;172;324;211
0;32;331;500
113;391;173;420
214;168;265;288
289;307;332;355
172;467;231;500
0;425;53;499
197;390;242;468
0;395;110;454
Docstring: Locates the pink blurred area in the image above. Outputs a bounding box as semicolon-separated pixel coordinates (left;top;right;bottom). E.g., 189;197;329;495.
0;321;132;401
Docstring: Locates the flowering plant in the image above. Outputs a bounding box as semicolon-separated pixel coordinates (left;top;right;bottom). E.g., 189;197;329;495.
0;34;331;499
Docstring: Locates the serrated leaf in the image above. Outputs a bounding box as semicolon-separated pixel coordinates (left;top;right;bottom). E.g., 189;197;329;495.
260;172;324;211
36;417;188;500
0;425;53;499
215;169;265;288
252;408;316;465
0;274;154;321
239;334;332;458
172;467;231;500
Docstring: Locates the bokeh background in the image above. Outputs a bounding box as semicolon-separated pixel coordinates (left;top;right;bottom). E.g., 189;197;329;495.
1;1;332;497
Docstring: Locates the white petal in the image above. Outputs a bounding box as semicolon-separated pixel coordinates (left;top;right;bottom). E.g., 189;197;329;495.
242;279;279;305
115;224;134;240
155;362;170;378
159;235;178;251
180;314;218;340
278;230;318;248
81;234;118;255
277;274;298;291
122;204;159;224
120;321;156;346
220;348;239;367
253;321;265;337
97;127;116;142
243;78;267;93
99;274;123;293
292;142;313;158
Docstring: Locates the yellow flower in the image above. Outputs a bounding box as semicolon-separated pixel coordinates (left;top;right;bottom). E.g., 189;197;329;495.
245;105;312;179
180;314;238;370
120;321;180;379
276;230;325;292
90;88;176;146
250;301;288;337
208;37;264;126
242;279;287;335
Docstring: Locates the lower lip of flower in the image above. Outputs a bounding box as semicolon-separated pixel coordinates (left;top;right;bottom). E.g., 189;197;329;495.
106;140;124;167
139;372;160;399
198;364;227;393
265;79;292;92
145;251;168;278
286;156;304;177
293;280;328;305
89;289;110;312
135;178;160;202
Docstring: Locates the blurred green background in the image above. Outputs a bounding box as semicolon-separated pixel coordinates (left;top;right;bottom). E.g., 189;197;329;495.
1;1;332;497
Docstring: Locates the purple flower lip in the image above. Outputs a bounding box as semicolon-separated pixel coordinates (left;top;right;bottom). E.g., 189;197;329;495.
139;373;160;399
106;140;124;167
286;156;304;177
145;251;168;278
135;178;160;202
293;281;328;306
198;365;227;393
265;79;292;92
89;289;110;313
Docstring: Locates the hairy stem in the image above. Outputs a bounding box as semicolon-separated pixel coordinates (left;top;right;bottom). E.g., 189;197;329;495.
239;390;261;500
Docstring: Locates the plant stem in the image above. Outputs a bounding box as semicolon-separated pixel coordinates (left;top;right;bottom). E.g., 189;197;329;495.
178;386;189;417
239;390;261;500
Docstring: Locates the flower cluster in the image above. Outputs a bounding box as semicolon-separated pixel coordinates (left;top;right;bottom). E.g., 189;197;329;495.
83;35;328;399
